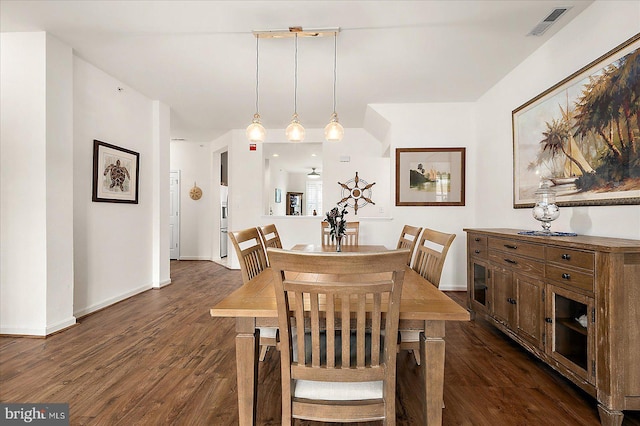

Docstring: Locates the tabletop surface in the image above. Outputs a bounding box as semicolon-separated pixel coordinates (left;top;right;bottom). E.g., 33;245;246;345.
211;245;470;322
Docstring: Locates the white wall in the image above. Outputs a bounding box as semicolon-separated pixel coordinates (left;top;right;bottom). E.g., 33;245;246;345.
474;0;640;240
73;56;157;317
169;140;214;260
1;32;76;335
45;34;75;331
370;103;477;289
152;101;171;288
169;0;640;291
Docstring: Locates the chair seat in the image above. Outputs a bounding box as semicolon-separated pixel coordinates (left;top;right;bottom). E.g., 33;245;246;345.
399;330;421;342
294;379;383;401
259;327;278;339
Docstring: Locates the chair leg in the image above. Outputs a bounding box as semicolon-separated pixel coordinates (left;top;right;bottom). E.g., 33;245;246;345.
259;345;269;362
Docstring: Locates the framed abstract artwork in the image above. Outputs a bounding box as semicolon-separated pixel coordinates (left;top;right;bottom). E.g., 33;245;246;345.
512;33;640;208
92;140;140;204
395;147;466;206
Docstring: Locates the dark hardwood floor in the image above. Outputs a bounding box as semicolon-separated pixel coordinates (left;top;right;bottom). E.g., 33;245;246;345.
1;260;638;425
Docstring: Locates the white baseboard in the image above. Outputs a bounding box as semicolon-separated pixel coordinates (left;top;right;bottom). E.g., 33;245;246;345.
73;284;152;318
46;317;77;335
153;278;172;289
1;316;76;337
179;256;212;260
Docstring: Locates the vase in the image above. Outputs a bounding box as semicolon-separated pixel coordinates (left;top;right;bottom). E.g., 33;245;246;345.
336;235;343;252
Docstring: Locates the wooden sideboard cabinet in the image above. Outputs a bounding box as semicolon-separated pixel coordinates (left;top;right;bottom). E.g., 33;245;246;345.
464;228;640;426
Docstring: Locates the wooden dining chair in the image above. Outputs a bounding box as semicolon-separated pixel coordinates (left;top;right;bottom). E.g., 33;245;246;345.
399;228;456;365
320;221;360;246
396;225;423;266
268;247;408;425
228;227;278;361
257;223;282;266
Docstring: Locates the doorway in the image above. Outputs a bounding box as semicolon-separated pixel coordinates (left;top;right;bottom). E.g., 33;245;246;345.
170;171;180;260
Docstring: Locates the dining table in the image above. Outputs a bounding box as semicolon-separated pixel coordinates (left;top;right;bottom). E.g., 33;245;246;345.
210;244;470;425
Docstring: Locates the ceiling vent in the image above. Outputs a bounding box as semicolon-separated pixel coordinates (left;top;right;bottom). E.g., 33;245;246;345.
527;7;571;36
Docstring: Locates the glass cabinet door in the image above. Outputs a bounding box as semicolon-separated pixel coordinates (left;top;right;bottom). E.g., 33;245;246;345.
546;284;595;384
469;260;490;313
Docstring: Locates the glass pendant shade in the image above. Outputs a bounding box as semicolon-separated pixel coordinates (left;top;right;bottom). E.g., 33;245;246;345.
324;112;344;142
285;113;305;142
246;113;266;142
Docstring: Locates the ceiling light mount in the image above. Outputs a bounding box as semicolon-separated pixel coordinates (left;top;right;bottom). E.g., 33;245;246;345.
253;27;340;39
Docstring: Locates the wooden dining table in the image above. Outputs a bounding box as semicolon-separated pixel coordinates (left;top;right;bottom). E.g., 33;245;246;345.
210;244;470;425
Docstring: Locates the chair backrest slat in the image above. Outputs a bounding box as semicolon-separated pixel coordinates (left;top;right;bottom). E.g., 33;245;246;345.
411;228;456;288
228;228;268;283
258;224;282;267
321;221;360;247
397;225;423;266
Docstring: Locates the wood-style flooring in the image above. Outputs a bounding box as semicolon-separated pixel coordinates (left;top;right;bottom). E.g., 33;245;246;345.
1;260;639;425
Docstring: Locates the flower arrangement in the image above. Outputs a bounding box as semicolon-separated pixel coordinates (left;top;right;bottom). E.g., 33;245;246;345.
325;206;348;243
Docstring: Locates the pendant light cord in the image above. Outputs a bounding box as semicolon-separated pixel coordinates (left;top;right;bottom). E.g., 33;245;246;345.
294;33;298;114
255;36;260;115
332;32;337;114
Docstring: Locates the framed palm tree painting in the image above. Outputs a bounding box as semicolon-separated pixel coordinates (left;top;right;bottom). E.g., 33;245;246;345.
512;33;640;208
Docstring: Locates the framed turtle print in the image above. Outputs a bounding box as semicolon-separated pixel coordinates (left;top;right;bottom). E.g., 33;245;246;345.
395;147;466;206
92;140;140;204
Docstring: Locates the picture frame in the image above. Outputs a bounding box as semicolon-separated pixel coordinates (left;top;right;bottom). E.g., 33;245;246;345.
275;188;282;203
512;33;640;208
395;147;465;206
92;140;140;204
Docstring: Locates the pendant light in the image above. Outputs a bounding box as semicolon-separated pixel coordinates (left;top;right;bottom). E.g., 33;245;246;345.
246;36;266;142
325;31;344;142
285;34;305;142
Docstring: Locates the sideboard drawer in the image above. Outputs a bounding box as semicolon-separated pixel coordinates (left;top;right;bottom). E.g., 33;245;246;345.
488;251;544;276
546;246;594;271
546;264;594;292
468;234;488;258
488;237;544;260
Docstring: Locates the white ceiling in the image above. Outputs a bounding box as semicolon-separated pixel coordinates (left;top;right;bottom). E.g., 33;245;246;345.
0;0;593;142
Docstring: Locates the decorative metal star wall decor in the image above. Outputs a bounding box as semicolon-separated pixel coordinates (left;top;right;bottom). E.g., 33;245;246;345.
338;172;376;215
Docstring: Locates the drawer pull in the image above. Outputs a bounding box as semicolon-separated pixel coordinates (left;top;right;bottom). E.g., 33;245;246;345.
507;298;517;305
504;244;518;249
475;250;481;254
504;258;518;265
561;253;571;260
475;237;481;242
545;318;553;324
562;273;571;280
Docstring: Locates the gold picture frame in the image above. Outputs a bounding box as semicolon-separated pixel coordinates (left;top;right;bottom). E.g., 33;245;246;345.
512;33;640;208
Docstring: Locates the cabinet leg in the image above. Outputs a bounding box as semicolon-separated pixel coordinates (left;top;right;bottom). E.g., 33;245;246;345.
597;404;623;426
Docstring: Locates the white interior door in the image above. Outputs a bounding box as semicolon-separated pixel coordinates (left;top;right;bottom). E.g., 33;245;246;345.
169;171;180;260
